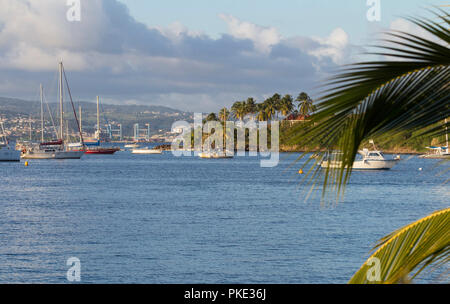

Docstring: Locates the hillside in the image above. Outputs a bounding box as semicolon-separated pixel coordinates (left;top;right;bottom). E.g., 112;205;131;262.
0;96;193;138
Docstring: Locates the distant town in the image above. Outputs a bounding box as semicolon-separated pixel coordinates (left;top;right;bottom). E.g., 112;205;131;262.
0;97;193;143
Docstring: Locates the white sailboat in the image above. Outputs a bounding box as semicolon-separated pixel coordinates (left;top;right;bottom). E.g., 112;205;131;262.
21;62;84;160
0;122;21;162
320;141;400;170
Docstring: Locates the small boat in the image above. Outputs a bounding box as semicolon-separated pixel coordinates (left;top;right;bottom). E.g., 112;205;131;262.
419;146;449;159
199;150;234;159
131;147;162;154
86;97;119;155
68;141;120;155
320;141;400;170
84;147;120;154
0;122;20;162
419;119;449;159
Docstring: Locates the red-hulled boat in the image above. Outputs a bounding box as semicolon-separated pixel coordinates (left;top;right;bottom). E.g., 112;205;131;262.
84;147;120;154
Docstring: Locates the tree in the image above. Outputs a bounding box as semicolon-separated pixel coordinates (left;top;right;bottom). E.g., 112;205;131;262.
231;101;246;121
256;103;267;121
205;112;218;122
263;97;276;120
245;97;257;120
218;107;230;122
293;10;450;283
296;92;316;117
280;94;294;116
271;93;282;118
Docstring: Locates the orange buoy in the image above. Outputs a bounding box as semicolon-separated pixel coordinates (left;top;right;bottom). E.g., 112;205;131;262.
298;169;303;174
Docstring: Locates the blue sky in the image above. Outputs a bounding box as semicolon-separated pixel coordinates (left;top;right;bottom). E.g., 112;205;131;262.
0;0;446;111
119;0;440;44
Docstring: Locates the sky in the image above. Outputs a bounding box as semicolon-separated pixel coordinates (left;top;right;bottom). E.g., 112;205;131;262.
0;0;445;112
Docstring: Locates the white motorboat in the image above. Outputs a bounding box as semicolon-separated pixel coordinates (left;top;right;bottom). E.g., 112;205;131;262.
21;62;84;160
320;141;400;170
0;122;20;162
131;147;162;154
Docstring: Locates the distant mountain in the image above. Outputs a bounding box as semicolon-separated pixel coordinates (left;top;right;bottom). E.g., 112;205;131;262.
0;96;193;137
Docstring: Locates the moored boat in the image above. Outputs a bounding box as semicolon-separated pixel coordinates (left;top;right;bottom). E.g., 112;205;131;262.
21;63;85;160
320;141;400;170
131;147;162;154
0;122;20;162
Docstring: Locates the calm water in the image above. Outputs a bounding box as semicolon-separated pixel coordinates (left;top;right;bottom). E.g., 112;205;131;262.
0;147;448;283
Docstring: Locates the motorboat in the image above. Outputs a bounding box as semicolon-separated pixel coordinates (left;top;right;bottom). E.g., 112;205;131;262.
131;147;162;154
0;122;20;162
320;141;400;170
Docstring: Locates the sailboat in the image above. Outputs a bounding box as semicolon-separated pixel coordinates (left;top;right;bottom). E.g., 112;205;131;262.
419;118;449;159
77;96;120;154
21;62;85;160
199;108;234;159
0;122;21;162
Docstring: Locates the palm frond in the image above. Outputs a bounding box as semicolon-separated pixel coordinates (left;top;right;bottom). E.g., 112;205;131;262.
289;10;450;204
349;208;450;284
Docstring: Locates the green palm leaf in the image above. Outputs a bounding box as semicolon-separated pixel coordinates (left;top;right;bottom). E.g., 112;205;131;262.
288;10;450;203
349;208;450;284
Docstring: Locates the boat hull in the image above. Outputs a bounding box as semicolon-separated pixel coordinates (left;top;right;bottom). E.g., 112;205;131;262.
132;149;162;154
418;154;450;159
199;152;234;159
321;159;399;170
0;150;21;162
83;148;120;154
21;150;84;159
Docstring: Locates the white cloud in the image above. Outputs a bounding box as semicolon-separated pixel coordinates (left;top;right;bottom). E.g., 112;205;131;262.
0;0;357;112
309;28;350;64
219;14;281;54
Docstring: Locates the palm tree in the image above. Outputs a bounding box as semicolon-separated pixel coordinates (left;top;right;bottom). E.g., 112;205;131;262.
231;101;246;121
205;112;218;122
256;103;267;121
293;10;450;283
263;97;276;120
280;94;294;117
218;107;230;122
271;93;282;118
296;92;316;117
245;97;257;120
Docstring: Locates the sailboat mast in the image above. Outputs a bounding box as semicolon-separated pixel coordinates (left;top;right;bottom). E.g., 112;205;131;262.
29;114;32;141
445;118;448;148
79;106;82;135
97;96;100;141
40;84;44;142
59;61;64;141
